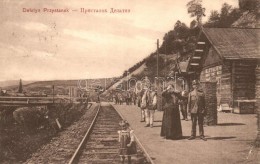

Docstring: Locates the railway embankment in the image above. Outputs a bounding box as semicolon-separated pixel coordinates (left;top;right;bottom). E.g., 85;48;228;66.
0;102;90;163
24;103;97;164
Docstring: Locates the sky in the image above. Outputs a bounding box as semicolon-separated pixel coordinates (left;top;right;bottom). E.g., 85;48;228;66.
0;0;238;81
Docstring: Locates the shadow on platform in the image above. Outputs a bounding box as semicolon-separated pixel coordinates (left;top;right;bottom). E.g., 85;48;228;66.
217;123;245;126
181;136;191;139
152;125;161;127
206;136;236;140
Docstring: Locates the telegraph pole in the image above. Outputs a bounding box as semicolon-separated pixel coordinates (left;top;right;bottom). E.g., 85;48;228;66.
104;78;106;90
165;33;167;55
156;39;162;111
127;71;130;91
52;85;54;103
157;39;159;80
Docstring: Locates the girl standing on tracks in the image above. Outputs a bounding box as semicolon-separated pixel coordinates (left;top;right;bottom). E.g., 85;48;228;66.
118;120;137;164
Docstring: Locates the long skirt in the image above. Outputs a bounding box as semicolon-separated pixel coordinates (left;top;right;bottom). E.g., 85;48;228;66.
160;104;182;140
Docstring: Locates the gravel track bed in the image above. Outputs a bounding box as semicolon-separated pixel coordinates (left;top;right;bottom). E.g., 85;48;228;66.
25;103;98;164
77;105;149;164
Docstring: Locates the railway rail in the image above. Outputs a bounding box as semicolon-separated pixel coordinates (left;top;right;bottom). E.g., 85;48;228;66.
25;102;152;164
69;103;151;164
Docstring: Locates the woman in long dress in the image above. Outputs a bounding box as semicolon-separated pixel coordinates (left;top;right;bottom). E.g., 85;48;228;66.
160;84;183;140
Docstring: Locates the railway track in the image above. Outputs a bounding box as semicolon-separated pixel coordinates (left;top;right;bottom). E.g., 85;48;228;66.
69;103;150;164
25;103;97;164
25;103;151;164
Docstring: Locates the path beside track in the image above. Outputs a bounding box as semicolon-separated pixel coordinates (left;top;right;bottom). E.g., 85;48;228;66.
112;103;259;164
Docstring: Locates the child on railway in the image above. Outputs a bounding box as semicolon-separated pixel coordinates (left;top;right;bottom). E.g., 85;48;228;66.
118;120;137;164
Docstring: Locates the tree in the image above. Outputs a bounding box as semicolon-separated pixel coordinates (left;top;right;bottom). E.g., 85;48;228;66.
18;79;23;93
160;30;177;55
218;3;240;27
220;3;232;17
145;55;165;81
186;0;206;26
190;20;198;29
174;21;189;40
204;10;220;27
204;3;242;28
122;70;128;77
209;10;220;23
239;0;258;11
158;19;200;59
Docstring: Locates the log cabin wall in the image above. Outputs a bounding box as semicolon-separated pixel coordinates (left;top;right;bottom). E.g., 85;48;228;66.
200;47;227;106
201;59;256;107
231;60;256;103
200;61;232;107
255;64;260;126
200;65;222;105
219;61;232;106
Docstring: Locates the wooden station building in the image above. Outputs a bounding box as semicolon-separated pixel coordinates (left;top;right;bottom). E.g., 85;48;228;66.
176;28;260;113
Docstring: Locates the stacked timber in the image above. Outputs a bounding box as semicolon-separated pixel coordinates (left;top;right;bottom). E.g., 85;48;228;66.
201;82;217;126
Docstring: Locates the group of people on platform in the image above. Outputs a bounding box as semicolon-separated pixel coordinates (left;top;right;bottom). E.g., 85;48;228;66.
117;80;207;164
139;80;207;141
115;79;207;141
112;91;137;105
115;79;207;139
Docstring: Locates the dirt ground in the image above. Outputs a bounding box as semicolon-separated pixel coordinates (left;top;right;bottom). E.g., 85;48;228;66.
113;104;260;164
0;103;88;163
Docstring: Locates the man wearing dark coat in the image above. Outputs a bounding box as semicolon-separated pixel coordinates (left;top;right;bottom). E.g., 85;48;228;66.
187;80;207;141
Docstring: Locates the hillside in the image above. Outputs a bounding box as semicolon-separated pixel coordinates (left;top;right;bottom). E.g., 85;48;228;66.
103;53;177;94
3;78;116;96
103;62;147;93
103;0;259;95
0;80;34;88
232;10;259;28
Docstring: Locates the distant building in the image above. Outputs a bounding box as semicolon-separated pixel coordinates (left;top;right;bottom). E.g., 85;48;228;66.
2;90;7;96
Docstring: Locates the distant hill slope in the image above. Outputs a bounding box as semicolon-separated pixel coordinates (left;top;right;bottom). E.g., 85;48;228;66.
0;80;34;88
103;53;177;94
232;11;259;28
4;78;116;95
104;63;147;93
232;0;259;28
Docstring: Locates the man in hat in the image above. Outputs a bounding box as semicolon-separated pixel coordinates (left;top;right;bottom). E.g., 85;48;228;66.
142;85;157;128
137;89;145;122
187;80;207;141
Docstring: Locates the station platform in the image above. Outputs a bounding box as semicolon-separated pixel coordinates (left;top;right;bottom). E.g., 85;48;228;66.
111;103;259;164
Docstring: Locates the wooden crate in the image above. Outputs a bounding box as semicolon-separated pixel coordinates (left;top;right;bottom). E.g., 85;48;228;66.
233;100;256;114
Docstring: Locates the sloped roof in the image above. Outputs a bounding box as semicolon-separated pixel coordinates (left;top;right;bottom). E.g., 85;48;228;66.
202;28;259;59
